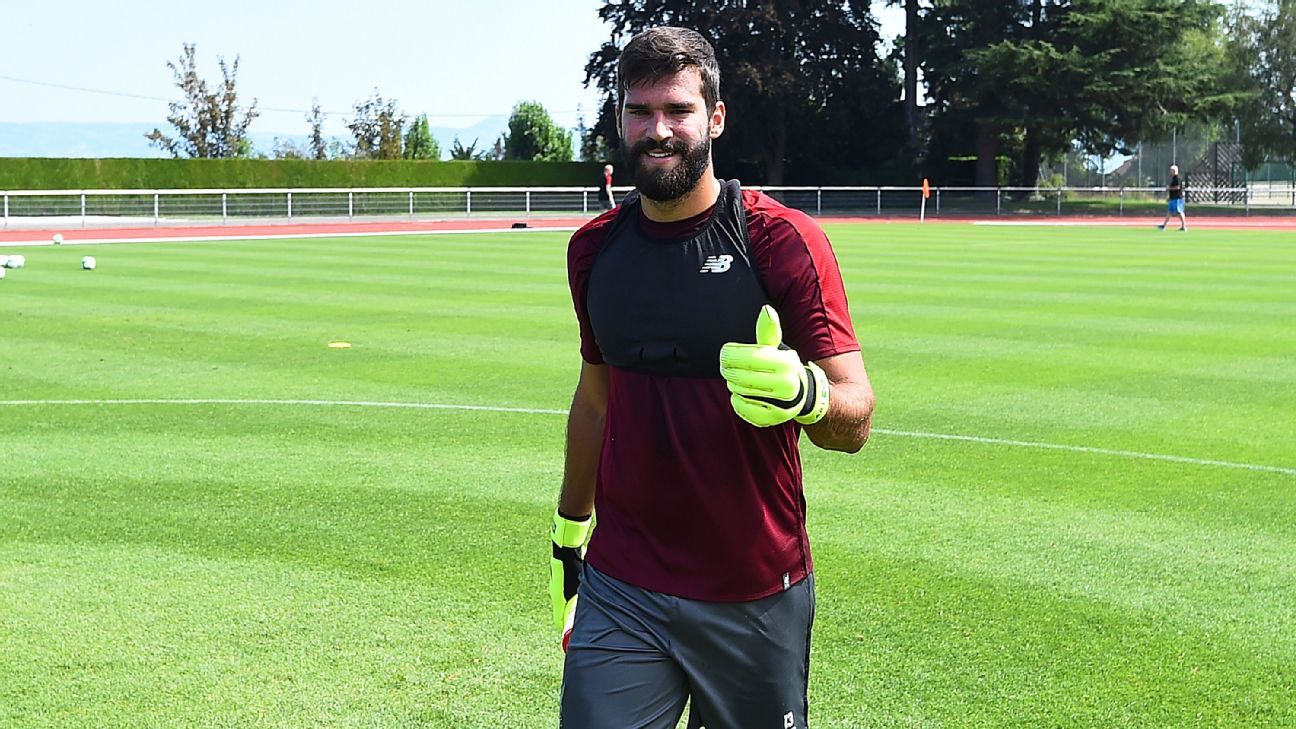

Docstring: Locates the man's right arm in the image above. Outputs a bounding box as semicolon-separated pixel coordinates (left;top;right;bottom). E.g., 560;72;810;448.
558;360;608;517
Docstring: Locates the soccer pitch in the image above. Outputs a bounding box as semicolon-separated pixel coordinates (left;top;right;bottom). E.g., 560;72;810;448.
1;223;1293;727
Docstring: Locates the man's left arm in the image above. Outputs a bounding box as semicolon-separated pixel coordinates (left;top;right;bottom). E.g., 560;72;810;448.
724;203;874;448
802;351;874;453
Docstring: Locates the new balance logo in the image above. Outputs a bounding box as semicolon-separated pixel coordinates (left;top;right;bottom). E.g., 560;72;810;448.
699;254;733;273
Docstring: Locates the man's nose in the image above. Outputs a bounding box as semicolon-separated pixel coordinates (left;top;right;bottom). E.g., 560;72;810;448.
648;113;673;141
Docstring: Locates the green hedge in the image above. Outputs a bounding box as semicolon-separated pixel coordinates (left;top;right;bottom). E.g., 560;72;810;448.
0;158;605;190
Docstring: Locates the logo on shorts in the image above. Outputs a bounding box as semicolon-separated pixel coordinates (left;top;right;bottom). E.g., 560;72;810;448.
699;254;733;273
784;711;797;728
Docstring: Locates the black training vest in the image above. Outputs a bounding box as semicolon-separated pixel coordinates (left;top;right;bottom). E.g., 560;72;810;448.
585;180;770;377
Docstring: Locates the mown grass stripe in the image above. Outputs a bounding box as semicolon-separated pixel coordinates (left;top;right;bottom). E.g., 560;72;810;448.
4;398;1292;476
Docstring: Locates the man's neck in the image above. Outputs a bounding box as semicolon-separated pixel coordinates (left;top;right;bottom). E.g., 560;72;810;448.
640;174;721;223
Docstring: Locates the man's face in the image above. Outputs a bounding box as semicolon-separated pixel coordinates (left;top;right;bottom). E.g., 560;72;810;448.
618;67;725;203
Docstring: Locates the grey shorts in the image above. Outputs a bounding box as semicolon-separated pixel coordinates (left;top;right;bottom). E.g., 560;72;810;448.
559;564;815;729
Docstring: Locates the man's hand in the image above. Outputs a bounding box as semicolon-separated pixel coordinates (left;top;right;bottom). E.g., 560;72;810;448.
549;509;592;651
719;305;829;428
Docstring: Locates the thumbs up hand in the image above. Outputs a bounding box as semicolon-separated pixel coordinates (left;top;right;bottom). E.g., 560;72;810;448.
719;305;830;428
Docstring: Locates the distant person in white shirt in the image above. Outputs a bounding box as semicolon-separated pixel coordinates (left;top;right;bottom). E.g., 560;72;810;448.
600;164;616;210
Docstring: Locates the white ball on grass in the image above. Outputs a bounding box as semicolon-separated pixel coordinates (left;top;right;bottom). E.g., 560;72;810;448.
82;256;97;271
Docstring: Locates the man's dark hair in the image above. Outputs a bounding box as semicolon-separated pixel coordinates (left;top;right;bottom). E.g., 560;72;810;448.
617;27;721;112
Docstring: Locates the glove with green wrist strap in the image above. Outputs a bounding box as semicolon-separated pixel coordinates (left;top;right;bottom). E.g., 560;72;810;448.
719;305;830;428
549;509;592;650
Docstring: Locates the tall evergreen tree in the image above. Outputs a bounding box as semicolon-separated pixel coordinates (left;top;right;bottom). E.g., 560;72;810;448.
920;0;1235;188
583;0;905;185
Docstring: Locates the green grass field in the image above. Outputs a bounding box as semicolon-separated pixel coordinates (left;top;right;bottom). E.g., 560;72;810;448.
2;223;1294;727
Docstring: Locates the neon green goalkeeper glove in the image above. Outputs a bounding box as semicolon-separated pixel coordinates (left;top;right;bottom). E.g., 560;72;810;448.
549;509;592;651
719;305;830;428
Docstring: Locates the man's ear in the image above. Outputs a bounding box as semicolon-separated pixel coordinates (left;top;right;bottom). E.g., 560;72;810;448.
709;101;726;139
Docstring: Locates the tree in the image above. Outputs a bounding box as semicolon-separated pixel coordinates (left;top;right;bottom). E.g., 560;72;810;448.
583;0;905;185
503;101;574;161
449;136;489;160
346;91;406;160
920;0;1237;188
580;96;619;164
404;114;441;160
920;1;1063;186
1228;0;1296;167
271;137;308;160
306;98;328;160
887;0;925;163
146;44;259;158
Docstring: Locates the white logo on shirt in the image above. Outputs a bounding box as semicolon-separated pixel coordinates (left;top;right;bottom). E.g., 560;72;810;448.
784;711;797;728
699;254;733;273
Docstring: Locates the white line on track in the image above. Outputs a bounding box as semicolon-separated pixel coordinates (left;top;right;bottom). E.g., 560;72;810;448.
3;398;1292;477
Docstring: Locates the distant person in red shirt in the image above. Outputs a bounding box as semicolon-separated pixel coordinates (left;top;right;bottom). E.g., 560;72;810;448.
600;164;616;210
549;26;875;729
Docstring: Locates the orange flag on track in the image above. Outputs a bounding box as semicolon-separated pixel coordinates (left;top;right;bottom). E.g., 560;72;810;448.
922;178;931;199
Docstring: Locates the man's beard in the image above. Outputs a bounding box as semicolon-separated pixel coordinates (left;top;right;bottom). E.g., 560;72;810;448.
622;134;711;203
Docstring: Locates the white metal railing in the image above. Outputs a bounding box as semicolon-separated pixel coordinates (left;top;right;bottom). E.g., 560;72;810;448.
2;185;1293;229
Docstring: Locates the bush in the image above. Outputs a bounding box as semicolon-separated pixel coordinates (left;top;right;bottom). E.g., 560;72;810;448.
0;158;603;190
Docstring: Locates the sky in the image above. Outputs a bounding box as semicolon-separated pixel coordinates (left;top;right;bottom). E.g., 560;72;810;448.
1;1;905;142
